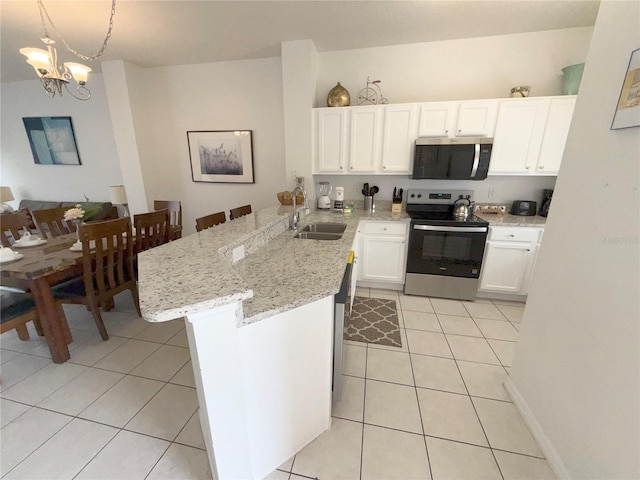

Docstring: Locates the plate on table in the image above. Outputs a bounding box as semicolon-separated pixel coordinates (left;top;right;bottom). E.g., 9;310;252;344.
13;239;47;248
0;253;24;264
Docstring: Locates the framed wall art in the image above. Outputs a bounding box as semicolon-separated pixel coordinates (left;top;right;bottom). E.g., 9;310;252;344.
187;130;254;183
23;116;81;165
611;47;640;130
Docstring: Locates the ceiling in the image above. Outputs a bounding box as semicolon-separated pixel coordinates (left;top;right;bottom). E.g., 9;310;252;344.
1;0;600;83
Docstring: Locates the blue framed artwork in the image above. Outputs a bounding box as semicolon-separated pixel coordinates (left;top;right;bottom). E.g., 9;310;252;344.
23;116;82;165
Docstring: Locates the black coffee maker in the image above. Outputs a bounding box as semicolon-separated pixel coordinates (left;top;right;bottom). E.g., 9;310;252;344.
539;189;553;217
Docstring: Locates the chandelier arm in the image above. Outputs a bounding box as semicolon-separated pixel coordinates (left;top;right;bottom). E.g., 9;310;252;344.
37;0;116;62
63;82;92;101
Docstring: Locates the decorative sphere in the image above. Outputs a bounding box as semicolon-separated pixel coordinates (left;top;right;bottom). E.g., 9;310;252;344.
327;82;350;107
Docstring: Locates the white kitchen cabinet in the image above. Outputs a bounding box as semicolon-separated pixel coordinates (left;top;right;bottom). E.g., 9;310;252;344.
456;100;498;137
314;108;348;173
381;104;418;173
417;102;457;137
489;98;551;175
479;226;543;295
348;106;382;173
358;221;408;285
536;97;576;175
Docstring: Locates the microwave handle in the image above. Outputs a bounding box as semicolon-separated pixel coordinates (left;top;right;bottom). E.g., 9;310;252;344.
470;143;480;177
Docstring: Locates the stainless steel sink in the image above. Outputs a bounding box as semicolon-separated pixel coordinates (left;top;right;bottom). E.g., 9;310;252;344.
294;231;343;240
301;223;347;234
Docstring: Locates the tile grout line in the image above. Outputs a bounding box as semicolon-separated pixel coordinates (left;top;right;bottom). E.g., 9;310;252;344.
434;305;506;480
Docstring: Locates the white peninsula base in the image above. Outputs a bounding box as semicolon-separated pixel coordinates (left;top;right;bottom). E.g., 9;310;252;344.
184;296;334;479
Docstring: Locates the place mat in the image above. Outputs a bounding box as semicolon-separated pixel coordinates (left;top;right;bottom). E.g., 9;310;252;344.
344;297;402;347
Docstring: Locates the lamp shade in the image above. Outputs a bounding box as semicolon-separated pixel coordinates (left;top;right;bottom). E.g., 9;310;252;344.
64;62;91;84
0;186;15;203
109;185;128;204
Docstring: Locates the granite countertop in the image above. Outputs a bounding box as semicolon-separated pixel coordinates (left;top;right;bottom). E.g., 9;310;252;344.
138;205;409;325
476;213;547;227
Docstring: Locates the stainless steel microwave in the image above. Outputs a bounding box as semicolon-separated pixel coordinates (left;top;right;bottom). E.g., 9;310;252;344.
412;137;493;180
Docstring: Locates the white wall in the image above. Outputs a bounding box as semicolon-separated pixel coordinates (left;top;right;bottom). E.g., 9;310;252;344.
125;57;286;234
509;2;639;478
0;76;122;206
316;27;593;106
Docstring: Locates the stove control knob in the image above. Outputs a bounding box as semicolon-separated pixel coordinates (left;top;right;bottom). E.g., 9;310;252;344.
410;194;415;198
417;194;422;198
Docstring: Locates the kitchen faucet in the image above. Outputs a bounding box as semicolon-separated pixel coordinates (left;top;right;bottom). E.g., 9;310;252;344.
290;185;307;230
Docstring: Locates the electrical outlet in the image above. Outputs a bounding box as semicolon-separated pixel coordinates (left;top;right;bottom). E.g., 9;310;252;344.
295;176;305;187
488;187;495;198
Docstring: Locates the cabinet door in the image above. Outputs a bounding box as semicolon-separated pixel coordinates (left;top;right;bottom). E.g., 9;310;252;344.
536;97;576;175
417;102;457;137
349;106;382;173
381;104;418;173
315;109;347;173
479;241;536;294
456;101;498;137
361;235;407;283
489;99;551;175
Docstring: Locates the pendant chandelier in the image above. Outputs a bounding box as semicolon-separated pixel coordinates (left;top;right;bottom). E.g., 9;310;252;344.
19;0;116;101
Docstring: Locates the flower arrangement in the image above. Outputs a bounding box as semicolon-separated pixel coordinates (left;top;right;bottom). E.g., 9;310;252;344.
63;204;86;221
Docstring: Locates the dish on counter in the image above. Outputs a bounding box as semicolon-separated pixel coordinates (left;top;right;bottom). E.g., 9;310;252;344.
13;238;47;248
0;253;24;264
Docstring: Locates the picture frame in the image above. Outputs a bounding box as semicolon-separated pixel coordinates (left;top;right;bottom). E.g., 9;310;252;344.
187;130;254;183
611;47;640;130
23;116;81;165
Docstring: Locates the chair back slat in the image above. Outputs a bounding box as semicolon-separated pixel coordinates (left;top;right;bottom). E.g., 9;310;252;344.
1;211;34;246
134;209;170;253
229;204;252;220
79;218;135;305
196;211;226;232
32;206;76;239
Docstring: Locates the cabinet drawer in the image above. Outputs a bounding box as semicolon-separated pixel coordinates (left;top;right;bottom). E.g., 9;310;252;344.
360;221;408;236
488;227;542;243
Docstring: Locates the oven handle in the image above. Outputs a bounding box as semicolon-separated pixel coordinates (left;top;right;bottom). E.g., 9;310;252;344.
413;225;488;233
470;143;480;177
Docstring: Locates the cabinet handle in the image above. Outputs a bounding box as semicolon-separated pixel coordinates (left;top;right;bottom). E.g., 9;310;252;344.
458;129;462;133
526;249;531;251
508;234;515;237
383;227;387;231
525;166;530;170
445;129;449;133
340;166;343;170
539;166;544;170
383;165;386;169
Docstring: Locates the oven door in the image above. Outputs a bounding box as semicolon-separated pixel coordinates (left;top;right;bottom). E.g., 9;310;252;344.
406;224;488;278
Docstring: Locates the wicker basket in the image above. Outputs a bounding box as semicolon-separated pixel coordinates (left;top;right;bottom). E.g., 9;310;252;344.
277;191;305;206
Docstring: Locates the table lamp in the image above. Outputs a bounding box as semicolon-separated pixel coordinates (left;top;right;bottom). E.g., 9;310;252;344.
0;186;15;213
109;185;129;217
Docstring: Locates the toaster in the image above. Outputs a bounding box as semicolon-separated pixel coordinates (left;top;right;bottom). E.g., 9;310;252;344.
510;200;537;216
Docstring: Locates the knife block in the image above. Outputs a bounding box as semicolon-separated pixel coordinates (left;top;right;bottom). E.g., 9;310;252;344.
391;203;402;213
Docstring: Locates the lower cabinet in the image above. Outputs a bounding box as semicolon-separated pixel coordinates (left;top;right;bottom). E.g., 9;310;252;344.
479;226;543;296
358;221;409;285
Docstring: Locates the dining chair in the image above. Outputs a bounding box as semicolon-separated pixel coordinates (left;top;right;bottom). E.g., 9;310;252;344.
53;217;141;341
1;290;49;341
196;211;226;232
32;206;76;238
134;209;170;253
229;204;252;220
153;200;182;240
1;210;34;246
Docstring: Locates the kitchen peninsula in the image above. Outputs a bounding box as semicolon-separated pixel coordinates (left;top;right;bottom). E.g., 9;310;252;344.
138;205;409;479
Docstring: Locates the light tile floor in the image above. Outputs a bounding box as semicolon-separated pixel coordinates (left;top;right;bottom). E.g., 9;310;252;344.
0;289;555;480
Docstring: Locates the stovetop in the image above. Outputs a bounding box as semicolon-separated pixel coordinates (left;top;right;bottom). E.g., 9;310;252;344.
406;188;489;227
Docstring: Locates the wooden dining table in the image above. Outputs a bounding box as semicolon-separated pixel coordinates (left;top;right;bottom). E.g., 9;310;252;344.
1;233;87;363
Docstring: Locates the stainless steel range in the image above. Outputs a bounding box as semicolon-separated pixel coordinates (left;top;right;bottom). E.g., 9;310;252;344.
404;189;489;301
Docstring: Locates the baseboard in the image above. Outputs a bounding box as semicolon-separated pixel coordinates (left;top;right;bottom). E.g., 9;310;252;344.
503;378;570;479
356;280;404;291
477;291;528;302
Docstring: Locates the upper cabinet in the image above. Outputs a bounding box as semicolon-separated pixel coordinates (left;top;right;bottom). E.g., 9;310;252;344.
314;108;348;173
488;96;576;176
455;100;499;137
536;97;576;175
381;104;419;173
349;106;383;173
313;96;575;176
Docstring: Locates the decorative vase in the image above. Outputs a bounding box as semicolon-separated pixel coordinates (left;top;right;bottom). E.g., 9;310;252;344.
327;82;350;107
561;63;585;95
73;219;83;248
